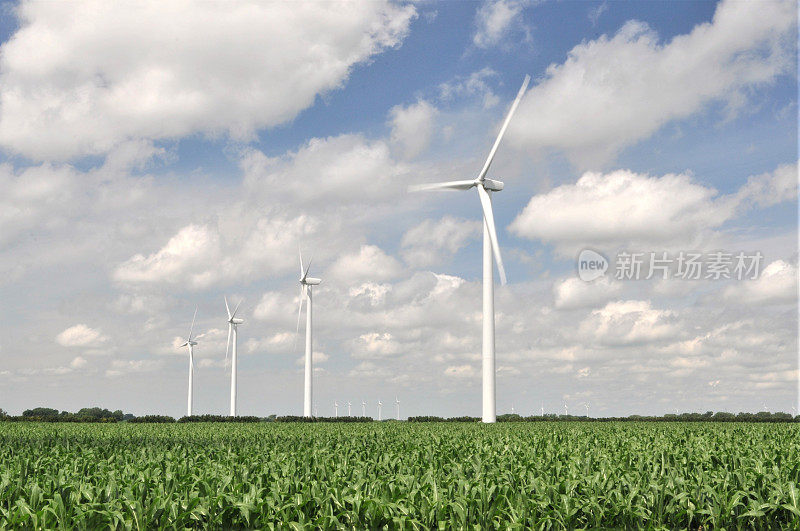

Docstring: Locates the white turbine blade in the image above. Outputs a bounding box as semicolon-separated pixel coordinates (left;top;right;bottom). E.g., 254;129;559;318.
295;286;305;336
188;306;197;340
408;180;476;193
476;74;530;182
225;324;232;361
232;298;243;318
302;258;313;281
299;248;304;279
224;296;231;320
477;185;507;285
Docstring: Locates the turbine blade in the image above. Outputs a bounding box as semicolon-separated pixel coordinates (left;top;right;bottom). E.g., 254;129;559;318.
225;324;232;361
188;306;197;340
408;180;476;192
295;286;305;336
232;298;243;318
302;258;313;281
299;248;304;278
477;186;507;285
476;74;530;182
224;296;231;320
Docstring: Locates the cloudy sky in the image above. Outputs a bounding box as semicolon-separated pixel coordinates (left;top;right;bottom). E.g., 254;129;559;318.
0;0;796;417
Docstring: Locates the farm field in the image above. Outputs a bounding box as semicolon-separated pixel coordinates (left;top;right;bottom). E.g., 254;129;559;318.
1;422;798;528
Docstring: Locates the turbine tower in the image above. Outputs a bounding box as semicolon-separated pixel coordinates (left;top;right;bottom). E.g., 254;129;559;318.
178;307;198;417
541;402;544;417
564;403;568;416
361;400;366;417
334;401;339;418
296;250;322;417
225;297;244;417
395;396;400;421
409;75;530;423
377;400;382;421
584;403;590;418
347;401;352;417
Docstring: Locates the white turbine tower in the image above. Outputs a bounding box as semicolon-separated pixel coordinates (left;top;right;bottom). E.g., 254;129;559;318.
347;401;352;417
178;307;198;417
395;396;400;421
296;250;322;418
377;400;382;421
224;297;244;417
564;403;568;416
511;404;515;415
541;402;544;417
361;401;366;417
334;401;339;418
584;403;590;418
409;75;530;423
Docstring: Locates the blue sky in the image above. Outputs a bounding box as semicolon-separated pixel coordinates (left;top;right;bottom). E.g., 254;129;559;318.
0;0;796;418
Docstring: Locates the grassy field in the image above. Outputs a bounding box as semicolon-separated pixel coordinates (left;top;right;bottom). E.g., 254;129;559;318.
1;421;798;528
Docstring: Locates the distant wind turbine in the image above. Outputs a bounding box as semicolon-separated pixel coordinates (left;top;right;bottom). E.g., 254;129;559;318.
224;297;244;417
410;75;530;423
395;396;400;421
178;307;198;417
564;404;568;416
377;400;382;421
511;404;515;415
296;250;322;418
361;401;366;417
541;402;544;417
334;401;339;418
584;403;590;418
347;401;352;417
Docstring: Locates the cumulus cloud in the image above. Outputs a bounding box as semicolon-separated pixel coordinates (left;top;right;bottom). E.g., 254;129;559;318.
508;0;796;165
56;324;108;348
328;245;403;283
473;0;529;49
389;100;438;160
723;260;798;305
105;359;163;378
580;300;680;346
400;216;481;267
509;163;796;254
439;68;500;109
554;277;622;310
0;1;416;160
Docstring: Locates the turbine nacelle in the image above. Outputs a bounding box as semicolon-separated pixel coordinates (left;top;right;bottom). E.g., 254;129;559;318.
229;318;244;325
303;277;321;286
482;178;504;192
180;340;198;347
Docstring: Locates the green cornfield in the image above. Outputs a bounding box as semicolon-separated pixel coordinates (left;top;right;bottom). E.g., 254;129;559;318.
1;422;798;529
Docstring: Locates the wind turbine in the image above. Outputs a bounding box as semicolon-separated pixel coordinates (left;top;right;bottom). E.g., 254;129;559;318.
334;401;339;418
564;404;568;416
584;403;590;418
395;396;400;421
296;250;322;418
541;402;544;417
178;307;198;417
377;400;382;421
347;401;352;417
409;75;530;423
511;404;515;415
361;400;366;417
224;297;244;417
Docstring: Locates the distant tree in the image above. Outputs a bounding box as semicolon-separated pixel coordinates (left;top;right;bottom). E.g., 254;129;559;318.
22;407;59;418
0;408;7;418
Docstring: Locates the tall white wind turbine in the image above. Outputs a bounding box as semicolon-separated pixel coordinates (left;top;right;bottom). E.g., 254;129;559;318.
334;401;339;418
225;297;244;417
377;400;382;421
564;404;568;416
362;400;366;417
409;75;530;423
584;403;590;418
395;396;400;421
296;250;322;417
179;307;198;417
347;401;352;417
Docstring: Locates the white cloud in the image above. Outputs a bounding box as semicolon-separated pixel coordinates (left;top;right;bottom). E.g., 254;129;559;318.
580;300;680;346
70;356;88;369
509;163;796;254
328;245;403;283
105;359;163;378
295;351;330;366
56;324;108;348
473;1;528;49
444;364;478;379
554;277;622;310
439;68;500;109
113;224;220;288
400;216;481;267
389;100;438;160
508;0;796;165
723;260;798;305
0;1;416;160
351;332;403;359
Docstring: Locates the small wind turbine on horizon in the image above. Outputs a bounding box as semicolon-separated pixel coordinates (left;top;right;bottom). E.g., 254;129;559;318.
511;404;515;415
377;400;382;421
224;297;244;417
395;396;400;421
334;401;339;418
296;249;322;418
347;401;352;417
564;403;568;416
409;75;530;423
361;400;366;417
584;403;590;418
541;402;544;417
178;307;198;417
